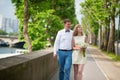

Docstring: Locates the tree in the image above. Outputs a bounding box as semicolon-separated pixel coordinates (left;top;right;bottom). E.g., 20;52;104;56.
23;0;32;52
80;0;118;53
12;0;77;51
107;0;116;52
80;0;105;45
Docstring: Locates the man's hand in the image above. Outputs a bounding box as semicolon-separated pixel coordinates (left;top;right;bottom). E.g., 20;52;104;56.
53;54;57;60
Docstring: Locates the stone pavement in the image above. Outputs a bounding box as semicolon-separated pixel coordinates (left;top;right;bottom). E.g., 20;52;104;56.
51;46;120;80
89;46;120;80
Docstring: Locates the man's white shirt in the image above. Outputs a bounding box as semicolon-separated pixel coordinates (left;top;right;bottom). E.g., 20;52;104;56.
54;29;73;54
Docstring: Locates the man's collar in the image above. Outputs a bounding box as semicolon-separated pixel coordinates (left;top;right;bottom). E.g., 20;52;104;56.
65;30;70;32
64;29;70;32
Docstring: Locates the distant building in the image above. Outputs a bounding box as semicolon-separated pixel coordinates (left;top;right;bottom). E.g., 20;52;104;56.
0;14;18;33
0;15;3;30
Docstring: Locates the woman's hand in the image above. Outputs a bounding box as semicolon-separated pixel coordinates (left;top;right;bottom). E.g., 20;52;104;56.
73;45;80;50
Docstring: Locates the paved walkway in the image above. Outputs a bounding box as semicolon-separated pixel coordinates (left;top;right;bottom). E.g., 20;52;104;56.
51;46;120;80
89;47;120;80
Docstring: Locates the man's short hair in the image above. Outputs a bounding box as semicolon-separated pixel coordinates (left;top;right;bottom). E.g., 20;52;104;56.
64;19;71;24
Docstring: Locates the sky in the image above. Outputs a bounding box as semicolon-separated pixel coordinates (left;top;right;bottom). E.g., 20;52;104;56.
0;0;84;23
0;0;84;24
0;0;16;19
75;0;84;24
0;0;119;29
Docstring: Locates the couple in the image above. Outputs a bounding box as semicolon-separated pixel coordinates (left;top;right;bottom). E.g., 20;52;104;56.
53;19;87;80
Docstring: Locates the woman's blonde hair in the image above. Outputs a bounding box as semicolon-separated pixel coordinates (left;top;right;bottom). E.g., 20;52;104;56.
73;24;83;36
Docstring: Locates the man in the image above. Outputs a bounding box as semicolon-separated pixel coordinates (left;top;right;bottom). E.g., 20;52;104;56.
54;19;73;80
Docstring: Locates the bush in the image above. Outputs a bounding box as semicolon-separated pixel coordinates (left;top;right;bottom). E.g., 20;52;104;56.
0;29;7;35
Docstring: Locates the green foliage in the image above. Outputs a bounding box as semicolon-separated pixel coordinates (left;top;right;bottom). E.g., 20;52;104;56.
80;0;117;33
12;0;77;51
0;29;7;35
80;0;120;36
80;0;120;52
102;50;120;61
92;45;120;61
23;9;63;50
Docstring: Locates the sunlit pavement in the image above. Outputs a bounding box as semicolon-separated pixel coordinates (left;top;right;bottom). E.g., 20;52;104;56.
51;47;112;80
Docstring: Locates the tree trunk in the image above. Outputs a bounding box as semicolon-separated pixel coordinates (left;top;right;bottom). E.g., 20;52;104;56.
100;26;104;49
107;7;115;52
103;0;109;50
23;0;32;52
118;11;120;40
92;33;97;45
116;10;120;55
103;25;108;50
98;25;102;49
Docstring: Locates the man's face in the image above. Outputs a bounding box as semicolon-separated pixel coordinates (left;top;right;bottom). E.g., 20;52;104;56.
64;22;71;30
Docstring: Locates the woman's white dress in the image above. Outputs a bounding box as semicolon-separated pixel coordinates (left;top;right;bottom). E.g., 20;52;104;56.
72;36;87;64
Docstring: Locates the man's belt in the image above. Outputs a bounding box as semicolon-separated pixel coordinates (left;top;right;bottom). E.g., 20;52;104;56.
59;49;72;51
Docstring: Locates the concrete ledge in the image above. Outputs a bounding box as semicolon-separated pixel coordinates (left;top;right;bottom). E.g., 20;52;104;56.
0;48;58;80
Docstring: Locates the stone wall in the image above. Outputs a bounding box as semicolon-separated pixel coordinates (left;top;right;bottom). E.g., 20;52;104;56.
0;48;58;80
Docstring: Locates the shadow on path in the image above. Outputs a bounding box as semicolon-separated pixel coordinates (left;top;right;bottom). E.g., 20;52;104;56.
51;48;107;80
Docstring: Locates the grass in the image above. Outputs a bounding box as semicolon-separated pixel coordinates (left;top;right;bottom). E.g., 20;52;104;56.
91;45;120;62
102;51;120;62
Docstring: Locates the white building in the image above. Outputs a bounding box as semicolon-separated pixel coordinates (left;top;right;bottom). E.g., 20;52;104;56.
0;15;3;29
0;14;18;33
0;0;19;33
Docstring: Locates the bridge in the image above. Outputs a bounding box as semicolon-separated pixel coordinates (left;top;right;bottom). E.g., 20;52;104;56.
0;35;19;44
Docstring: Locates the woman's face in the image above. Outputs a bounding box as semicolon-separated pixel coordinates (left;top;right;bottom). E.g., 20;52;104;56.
77;26;82;33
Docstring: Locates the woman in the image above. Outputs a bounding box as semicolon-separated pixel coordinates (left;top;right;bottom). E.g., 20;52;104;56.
72;24;87;80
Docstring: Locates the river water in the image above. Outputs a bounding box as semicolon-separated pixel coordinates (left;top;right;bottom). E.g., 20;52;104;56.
0;47;27;59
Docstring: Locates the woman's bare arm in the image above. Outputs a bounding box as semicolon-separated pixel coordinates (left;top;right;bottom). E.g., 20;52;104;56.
72;37;80;50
